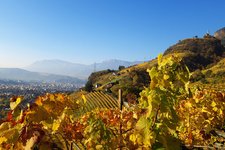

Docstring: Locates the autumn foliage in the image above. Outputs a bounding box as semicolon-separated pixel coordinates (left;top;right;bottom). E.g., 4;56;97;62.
0;55;225;149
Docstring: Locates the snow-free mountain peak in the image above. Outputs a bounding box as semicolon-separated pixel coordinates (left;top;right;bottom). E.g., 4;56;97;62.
25;59;141;79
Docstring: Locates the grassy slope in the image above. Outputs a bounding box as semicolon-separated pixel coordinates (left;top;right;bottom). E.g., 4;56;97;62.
204;58;225;74
191;58;225;91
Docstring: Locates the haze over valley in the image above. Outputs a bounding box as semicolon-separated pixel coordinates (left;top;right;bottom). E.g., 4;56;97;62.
25;59;141;79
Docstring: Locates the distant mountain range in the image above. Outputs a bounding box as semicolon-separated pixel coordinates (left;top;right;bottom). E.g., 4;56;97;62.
25;59;142;79
0;68;84;84
0;59;141;84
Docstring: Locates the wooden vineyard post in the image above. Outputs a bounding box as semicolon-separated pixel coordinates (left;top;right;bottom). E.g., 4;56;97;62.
118;89;123;110
118;89;123;149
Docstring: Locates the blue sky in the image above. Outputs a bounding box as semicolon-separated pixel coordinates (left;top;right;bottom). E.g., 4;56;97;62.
0;0;225;67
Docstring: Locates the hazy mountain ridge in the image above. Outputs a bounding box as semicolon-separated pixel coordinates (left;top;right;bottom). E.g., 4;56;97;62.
0;68;84;84
25;59;142;79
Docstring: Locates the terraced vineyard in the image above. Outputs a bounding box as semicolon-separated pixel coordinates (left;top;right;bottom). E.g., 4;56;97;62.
74;91;118;116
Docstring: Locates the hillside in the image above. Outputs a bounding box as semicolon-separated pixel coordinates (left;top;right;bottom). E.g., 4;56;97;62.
164;34;225;70
83;33;225;103
190;57;225;91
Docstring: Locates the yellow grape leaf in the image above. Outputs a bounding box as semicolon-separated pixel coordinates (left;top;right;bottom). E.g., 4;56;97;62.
146;105;152;118
219;109;223;115
129;134;136;144
49;94;55;101
163;112;170;119
35;97;43;106
24;131;39;150
133;112;138;119
136;134;143;144
163;74;170;80
136;117;149;130
205;119;210;124
155;122;163;129
195;98;199;103
184;101;192;108
213;107;218;112
211;101;216;107
27;103;30;110
202;107;210;113
10;97;22;110
52;112;65;132
41;121;52;130
143;131;152;146
157;54;163;66
127;121;132;129
0;122;10;133
56;94;66;102
16;97;22;103
52;121;60;132
0;137;7;144
82;94;87;104
96;145;103;149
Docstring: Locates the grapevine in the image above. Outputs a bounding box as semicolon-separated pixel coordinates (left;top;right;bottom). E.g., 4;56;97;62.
177;89;225;147
0;54;225;149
